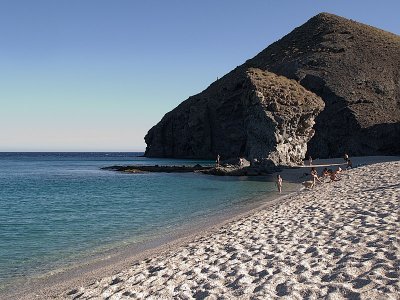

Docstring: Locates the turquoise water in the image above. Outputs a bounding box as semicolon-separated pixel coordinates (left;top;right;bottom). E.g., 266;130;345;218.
0;152;278;288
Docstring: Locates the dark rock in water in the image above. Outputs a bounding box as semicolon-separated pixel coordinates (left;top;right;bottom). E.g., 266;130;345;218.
245;13;400;157
200;165;277;176
144;13;400;162
145;68;324;166
102;164;269;176
102;165;212;173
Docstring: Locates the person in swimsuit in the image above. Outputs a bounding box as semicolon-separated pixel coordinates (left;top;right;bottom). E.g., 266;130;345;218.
311;167;322;185
276;175;283;194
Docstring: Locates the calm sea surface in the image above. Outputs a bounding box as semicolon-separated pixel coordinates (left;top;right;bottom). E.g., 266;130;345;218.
0;152;280;288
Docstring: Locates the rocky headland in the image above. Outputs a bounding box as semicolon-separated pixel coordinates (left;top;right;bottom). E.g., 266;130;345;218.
144;13;400;166
145;68;324;167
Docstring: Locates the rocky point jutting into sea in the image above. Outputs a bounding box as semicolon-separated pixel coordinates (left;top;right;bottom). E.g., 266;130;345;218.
144;13;400;165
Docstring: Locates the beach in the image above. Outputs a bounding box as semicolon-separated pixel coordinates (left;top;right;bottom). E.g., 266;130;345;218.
3;3;399;299
5;157;400;299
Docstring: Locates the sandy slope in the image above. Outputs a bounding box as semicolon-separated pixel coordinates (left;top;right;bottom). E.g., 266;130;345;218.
54;160;399;300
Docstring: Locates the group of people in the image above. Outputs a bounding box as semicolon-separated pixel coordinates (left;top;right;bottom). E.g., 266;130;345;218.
312;166;341;185
216;153;354;194
278;153;354;192
305;153;353;189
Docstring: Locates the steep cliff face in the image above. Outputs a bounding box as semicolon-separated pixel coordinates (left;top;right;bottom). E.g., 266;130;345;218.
145;13;400;161
246;13;400;157
145;68;324;165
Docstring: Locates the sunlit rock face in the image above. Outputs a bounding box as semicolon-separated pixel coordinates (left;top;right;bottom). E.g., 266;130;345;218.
145;68;324;166
245;13;400;157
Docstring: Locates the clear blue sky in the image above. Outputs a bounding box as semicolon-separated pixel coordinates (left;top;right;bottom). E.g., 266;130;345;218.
1;0;399;151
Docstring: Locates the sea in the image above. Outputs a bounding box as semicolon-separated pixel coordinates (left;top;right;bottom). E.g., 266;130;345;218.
0;152;289;290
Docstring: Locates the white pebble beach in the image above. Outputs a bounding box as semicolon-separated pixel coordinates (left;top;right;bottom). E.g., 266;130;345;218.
5;158;400;300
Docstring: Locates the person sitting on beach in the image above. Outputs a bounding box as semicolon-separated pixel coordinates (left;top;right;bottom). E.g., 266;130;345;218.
311;167;317;176
321;167;329;178
311;167;322;185
330;170;341;182
276;175;283;193
337;166;343;174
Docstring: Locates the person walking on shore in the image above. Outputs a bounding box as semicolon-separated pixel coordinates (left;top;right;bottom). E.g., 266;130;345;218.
276;175;283;194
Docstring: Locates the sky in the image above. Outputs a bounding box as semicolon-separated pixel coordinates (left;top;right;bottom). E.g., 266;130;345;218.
0;1;399;152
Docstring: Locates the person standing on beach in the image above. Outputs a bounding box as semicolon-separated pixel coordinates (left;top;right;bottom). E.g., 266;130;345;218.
216;154;220;167
276;175;283;194
346;159;353;169
308;156;313;166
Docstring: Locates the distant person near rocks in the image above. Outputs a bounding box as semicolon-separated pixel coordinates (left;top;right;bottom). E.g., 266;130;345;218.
308;156;313;166
276;175;283;194
346;159;353;169
344;153;349;162
216;154;220;167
